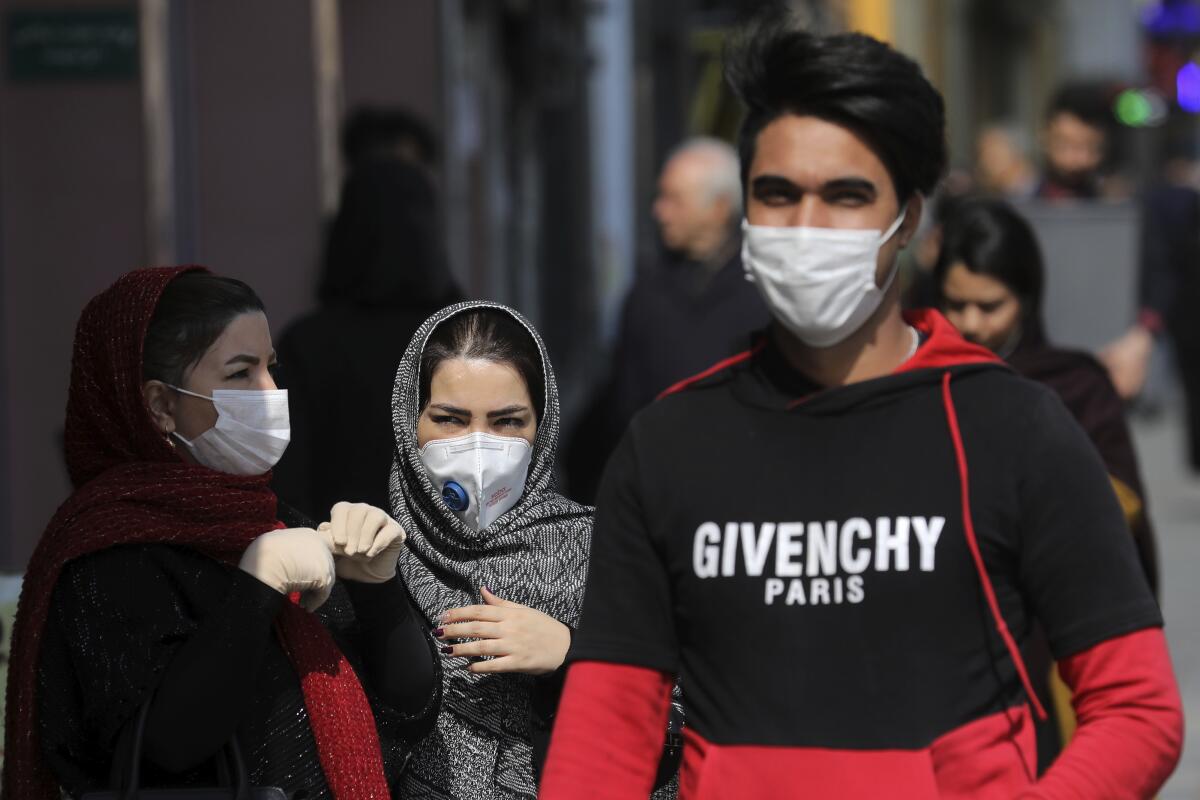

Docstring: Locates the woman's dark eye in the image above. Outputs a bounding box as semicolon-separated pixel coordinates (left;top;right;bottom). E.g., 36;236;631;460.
979;302;1004;314
228;369;250;380
496;417;526;428
945;301;967;313
432;415;464;426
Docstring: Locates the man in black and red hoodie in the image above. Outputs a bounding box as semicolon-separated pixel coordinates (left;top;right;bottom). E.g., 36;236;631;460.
541;12;1183;800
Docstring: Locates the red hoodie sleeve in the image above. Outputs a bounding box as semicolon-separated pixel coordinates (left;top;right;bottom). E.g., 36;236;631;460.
539;661;673;798
1018;627;1183;799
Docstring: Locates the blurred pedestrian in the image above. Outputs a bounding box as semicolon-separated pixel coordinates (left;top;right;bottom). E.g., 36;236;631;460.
543;16;1182;799
1102;168;1200;473
1035;84;1114;201
273;156;462;519
566;137;766;502
341;105;439;173
975;122;1036;199
937;197;1158;589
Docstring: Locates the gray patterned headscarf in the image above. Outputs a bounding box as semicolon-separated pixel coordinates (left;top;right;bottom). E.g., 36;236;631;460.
390;301;592;799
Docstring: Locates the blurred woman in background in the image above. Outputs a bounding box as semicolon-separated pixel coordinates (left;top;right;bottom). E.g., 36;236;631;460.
935;198;1157;591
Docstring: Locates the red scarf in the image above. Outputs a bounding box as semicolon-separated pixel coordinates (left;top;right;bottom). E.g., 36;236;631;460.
2;267;390;799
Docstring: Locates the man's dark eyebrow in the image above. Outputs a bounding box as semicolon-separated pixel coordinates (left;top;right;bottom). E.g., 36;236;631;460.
224;354;261;366
750;174;800;192
750;175;877;196
432;403;471;417
822;177;877;196
487;405;529;418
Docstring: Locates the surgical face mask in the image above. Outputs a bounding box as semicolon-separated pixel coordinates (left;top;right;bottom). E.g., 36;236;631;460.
741;210;907;347
168;386;291;475
419;432;533;531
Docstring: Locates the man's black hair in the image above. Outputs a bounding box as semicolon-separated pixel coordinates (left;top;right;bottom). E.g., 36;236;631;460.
1046;82;1111;132
723;7;947;204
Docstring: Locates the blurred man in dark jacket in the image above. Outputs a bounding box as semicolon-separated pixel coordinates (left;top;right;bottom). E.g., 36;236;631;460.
567;138;767;502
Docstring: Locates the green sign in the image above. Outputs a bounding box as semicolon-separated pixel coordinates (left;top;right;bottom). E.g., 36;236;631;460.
6;9;139;82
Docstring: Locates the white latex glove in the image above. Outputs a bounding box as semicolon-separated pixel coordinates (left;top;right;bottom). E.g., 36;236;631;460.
238;527;336;611
317;501;407;584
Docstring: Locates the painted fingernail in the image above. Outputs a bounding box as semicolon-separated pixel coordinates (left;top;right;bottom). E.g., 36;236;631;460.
433;627;444;637
440;646;454;655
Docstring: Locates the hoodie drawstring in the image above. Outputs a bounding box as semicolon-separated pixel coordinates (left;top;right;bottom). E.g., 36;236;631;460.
940;371;1048;722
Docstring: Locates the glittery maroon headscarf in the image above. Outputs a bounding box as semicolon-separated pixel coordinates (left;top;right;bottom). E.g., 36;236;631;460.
3;267;390;799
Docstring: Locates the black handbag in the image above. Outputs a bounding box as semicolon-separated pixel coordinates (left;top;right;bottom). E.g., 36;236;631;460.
652;688;685;791
81;698;288;800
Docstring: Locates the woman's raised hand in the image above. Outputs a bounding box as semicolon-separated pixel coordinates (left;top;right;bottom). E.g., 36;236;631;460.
238;528;336;611
436;586;571;676
317;501;407;583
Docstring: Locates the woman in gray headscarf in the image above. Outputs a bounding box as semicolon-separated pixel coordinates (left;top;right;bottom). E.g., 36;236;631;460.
388;301;595;798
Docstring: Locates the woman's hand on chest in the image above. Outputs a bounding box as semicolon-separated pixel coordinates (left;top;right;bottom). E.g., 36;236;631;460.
435;586;571;675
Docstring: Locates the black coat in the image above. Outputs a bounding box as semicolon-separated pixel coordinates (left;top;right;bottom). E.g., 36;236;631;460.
566;242;768;502
37;504;440;798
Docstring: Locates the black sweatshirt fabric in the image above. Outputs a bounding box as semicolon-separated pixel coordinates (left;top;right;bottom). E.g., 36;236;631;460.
37;537;440;798
570;313;1161;753
1007;328;1158;596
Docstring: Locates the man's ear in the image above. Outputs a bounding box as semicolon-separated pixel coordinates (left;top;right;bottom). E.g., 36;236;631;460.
143;380;177;435
897;194;925;249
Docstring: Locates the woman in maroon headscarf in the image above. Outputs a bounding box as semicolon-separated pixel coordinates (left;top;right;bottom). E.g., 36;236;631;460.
2;267;440;798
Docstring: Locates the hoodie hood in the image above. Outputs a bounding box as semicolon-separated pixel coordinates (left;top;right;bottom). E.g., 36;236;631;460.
900;309;1005;372
692;309;1010;416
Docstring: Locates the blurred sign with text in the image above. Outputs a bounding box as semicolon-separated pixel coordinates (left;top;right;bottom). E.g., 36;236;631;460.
5;9;138;82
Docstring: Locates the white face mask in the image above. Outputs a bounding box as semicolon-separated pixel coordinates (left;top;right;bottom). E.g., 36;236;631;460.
419;431;533;531
741;210;907;347
169;387;291;475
